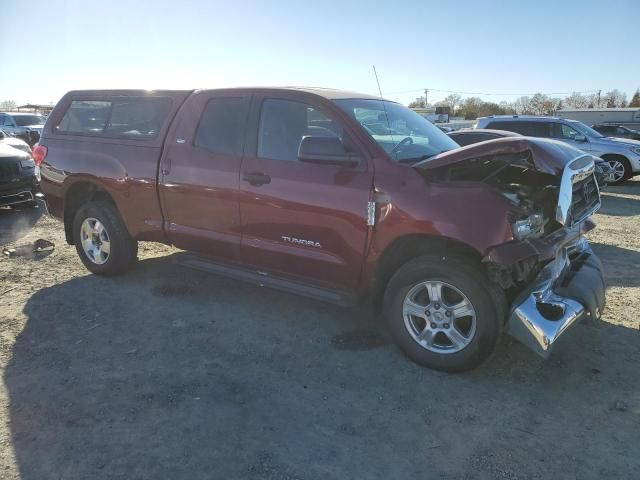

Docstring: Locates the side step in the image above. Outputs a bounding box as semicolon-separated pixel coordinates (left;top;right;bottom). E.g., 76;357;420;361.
175;254;358;307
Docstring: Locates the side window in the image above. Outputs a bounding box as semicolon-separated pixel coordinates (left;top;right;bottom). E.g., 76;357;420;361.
3;116;15;126
57;101;111;134
104;98;172;138
258;99;343;161
487;121;544;136
194;97;250;155
550;122;580;140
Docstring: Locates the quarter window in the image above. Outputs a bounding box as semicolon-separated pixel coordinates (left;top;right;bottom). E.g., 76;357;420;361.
258;99;342;161
194;97;250;156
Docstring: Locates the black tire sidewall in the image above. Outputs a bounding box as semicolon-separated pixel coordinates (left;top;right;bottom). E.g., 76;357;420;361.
72;201;136;275
384;254;503;373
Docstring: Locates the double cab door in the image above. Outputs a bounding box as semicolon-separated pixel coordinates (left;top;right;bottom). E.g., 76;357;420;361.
159;90;374;292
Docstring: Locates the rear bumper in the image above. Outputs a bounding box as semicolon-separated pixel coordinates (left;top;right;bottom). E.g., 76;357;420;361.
506;236;606;358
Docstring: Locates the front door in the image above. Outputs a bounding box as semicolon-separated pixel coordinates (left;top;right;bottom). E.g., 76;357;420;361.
159;90;251;263
239;94;374;291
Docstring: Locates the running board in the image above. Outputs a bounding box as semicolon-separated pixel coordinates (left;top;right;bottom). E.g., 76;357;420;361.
175;254;358;306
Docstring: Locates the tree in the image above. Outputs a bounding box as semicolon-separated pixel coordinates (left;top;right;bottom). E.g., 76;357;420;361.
436;94;462;114
563;92;590;109
603;89;627;108
513;96;532;115
629;89;640;108
0;100;16;111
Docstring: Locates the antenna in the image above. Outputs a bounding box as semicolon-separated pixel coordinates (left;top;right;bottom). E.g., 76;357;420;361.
372;65;395;157
373;65;384;98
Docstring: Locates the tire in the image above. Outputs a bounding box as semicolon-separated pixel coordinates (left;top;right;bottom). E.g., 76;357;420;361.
383;254;506;373
72;200;138;275
602;155;632;185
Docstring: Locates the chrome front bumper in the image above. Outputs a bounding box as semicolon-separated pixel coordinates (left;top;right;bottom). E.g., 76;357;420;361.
506;237;606;358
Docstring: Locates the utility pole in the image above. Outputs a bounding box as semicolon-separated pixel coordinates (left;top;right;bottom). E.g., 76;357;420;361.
424;89;429;107
597;89;601;107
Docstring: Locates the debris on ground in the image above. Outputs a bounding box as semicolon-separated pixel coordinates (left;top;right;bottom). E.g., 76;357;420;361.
2;239;54;259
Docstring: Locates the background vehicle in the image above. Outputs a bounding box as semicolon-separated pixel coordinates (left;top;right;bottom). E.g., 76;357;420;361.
592;124;640;140
38;88;605;372
0;112;46;146
0;143;39;208
449;128;612;186
556;107;640;131
447;128;520;146
475;115;640;184
0;129;32;155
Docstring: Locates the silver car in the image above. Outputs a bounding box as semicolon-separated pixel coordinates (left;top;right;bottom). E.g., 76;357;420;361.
0;112;46;146
475;115;640;184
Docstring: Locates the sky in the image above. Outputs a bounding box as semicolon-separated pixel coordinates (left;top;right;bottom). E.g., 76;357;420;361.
1;0;639;106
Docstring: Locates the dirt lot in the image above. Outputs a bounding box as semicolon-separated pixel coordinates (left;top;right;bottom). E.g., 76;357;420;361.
0;182;639;480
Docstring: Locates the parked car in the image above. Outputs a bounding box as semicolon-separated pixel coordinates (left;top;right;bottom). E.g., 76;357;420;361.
0;129;32;155
0;143;39;208
592;124;640;141
38;88;605;372
447;128;520;146
449;128;613;186
475;115;640;184
0;112;46;146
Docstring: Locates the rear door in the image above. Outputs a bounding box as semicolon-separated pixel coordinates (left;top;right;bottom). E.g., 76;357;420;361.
238;93;374;291
159;90;251;262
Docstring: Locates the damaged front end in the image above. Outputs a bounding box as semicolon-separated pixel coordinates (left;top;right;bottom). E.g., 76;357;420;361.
418;138;606;358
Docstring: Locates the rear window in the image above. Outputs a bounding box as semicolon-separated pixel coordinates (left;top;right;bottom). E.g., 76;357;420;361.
56;97;172;139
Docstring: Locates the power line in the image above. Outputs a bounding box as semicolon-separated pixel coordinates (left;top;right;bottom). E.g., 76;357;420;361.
386;87;601;97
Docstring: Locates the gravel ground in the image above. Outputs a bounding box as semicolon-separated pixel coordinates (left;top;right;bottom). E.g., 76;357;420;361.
0;181;639;480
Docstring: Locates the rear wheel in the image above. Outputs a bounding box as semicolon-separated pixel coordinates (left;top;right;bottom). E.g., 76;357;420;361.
73;200;137;275
384;254;505;372
602;155;631;185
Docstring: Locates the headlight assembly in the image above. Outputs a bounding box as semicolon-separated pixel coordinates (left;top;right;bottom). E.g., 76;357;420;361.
512;213;545;240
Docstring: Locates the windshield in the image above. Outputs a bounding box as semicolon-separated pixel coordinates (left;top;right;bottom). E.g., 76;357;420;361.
569;121;604;138
334;99;459;162
14;115;46;126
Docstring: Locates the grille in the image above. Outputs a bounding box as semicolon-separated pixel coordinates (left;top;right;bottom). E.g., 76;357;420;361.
570;173;599;224
0;161;21;182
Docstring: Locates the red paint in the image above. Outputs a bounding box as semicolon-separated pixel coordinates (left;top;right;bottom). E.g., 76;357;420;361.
39;87;580;298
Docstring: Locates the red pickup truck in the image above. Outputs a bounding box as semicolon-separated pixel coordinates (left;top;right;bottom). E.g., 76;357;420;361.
37;88;606;372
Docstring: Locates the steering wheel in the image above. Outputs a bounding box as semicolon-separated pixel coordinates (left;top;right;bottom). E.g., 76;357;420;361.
391;136;413;155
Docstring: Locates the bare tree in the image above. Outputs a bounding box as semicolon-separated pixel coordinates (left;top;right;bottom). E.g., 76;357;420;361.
0;100;17;111
630;89;640;108
563;92;590;109
408;96;427;108
604;89;628;108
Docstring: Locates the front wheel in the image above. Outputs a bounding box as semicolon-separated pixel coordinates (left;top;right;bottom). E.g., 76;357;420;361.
384;254;505;373
603;156;632;185
73;200;138;275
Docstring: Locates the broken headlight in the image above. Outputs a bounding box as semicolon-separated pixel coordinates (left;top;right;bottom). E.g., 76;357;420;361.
511;213;544;240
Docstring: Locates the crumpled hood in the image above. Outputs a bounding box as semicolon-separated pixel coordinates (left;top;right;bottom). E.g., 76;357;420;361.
416;137;591;176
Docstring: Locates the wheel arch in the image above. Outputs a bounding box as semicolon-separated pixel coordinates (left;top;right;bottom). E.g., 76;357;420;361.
63;181;118;245
371;234;484;304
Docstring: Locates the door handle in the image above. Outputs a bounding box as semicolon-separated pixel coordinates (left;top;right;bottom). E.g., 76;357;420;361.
242;172;271;186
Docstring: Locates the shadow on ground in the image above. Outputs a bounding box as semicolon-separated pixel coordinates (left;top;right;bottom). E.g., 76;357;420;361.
599;192;640;217
590;241;640;287
5;253;640;479
0;204;43;246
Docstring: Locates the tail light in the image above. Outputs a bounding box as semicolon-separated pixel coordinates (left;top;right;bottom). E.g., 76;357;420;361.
32;144;48;166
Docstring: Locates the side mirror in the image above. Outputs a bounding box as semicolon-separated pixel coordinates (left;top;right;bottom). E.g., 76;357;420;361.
298;136;359;167
574;134;587;142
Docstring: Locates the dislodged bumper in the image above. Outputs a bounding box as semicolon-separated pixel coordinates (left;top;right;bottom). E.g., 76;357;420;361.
507;237;606;358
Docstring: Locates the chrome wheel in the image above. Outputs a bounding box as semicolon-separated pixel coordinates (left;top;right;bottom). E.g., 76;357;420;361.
606;159;626;183
80;217;111;265
402;281;476;354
